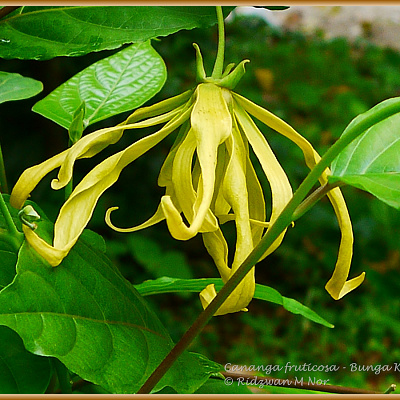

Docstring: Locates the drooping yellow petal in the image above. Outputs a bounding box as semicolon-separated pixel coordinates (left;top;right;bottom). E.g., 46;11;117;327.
212;145;230;216
125;89;193;125
233;99;292;259
26;105;192;266
105;185;181;233
234;93;364;298
200;129;255;316
105;122;192;234
169;130;197;224
158;121;191;187
214;159;270;234
161;83;232;240
202;229;230;282
221;133;255;313
243;139;266;244
10;91;193;211
106;204;166;233
10;150;69;209
161;129;218;239
233;93;318;168
52;105;186;191
22;224;69;266
324;187;365;299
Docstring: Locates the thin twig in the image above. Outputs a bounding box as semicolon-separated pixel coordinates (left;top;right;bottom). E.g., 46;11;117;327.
292;181;344;221
0;6;20;20
222;371;380;394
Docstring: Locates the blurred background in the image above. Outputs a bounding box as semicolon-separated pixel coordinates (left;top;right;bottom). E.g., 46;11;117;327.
1;6;400;393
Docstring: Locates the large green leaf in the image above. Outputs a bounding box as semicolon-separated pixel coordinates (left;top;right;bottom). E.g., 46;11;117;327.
0;72;42;103
0;215;220;393
32;42;166;130
330;108;400;209
0;6;235;60
0;326;52;394
0;196;52;394
134;277;333;328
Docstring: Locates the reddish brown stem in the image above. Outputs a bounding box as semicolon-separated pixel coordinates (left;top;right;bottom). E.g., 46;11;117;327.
0;6;20;20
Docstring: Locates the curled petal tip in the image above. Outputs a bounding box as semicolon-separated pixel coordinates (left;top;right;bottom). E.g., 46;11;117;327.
50;178;63;190
22;225;67;267
161;195;197;241
10;150;69;210
199;284;216;310
199;273;254;316
326;271;366;300
199;284;233;317
105;206;119;229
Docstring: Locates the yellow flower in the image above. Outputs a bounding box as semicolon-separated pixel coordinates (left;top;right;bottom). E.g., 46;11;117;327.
10;47;364;315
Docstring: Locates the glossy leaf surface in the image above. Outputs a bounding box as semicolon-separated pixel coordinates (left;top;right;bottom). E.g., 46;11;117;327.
32;42;166;129
0;6;234;60
330;106;400;209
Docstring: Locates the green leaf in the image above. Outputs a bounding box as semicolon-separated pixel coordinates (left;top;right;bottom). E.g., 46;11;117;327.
68;101;85;143
0;72;42;104
128;236;193;279
0;6;235;60
134;277;334;328
32;42;166;130
330;106;400;209
0;326;52;393
0;218;221;393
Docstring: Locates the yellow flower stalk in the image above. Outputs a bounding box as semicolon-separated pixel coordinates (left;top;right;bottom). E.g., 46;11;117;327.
10;41;364;315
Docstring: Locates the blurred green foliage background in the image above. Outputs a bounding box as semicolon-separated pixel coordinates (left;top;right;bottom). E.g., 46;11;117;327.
1;9;400;393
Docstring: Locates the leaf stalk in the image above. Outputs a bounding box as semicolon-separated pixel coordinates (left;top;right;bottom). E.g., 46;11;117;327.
292;181;344;221
0;192;24;251
211;6;225;79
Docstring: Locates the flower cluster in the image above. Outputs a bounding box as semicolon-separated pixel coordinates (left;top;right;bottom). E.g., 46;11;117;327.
10;47;364;315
